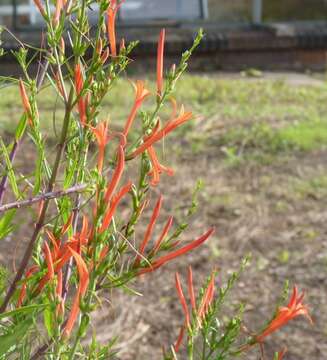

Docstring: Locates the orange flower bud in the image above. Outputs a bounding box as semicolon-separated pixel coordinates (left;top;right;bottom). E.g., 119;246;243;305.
134;195;163;267
139;228;214;275
157;29;165;97
19;79;33;126
33;0;46;17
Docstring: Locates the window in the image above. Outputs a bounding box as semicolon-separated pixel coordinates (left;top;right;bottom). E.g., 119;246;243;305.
120;0;206;21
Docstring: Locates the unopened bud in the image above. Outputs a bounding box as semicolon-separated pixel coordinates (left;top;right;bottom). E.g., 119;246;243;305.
59;37;65;55
119;38;125;53
101;47;110;64
78;314;90;337
96;38;103;55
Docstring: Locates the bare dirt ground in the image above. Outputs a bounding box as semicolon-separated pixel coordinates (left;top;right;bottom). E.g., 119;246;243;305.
93;148;327;360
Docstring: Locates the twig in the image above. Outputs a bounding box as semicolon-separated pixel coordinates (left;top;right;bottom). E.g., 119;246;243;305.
0;184;87;214
30;318;68;360
30;343;52;360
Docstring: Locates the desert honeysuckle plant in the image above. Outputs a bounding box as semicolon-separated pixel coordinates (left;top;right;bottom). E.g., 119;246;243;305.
0;0;312;359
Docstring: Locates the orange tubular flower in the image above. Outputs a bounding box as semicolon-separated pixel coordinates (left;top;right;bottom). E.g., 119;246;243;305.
123;80;150;137
44;242;55;279
79;215;89;246
156;29;165;97
53;0;63;26
99;181;132;234
61;213;74;236
98;245;110;263
138;228;214;275
107;0;118;57
54;71;65;98
130;108;193;158
90;121;110;172
110;131;127;148
173;268;216;352
147;146;174;186
74;63;87;126
63;247;89;338
53;245;76;273
46;230;60;259
19;79;33;126
104;145;125;203
134;195;163;267
36;242;55;293
175;272;190;328
17;265;39;307
33;0;46;17
198;274;215;319
256;286;312;343
152;215;173;255
174;325;185;353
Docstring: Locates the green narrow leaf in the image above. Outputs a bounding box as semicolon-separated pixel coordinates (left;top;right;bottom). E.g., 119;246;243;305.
0;318;32;356
0;209;16;240
0;303;49;320
64;158;78;188
33;148;43;194
0;139;20;199
43;305;54;337
15;115;27;141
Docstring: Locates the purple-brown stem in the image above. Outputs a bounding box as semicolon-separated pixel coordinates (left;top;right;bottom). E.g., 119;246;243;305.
0;183;87;214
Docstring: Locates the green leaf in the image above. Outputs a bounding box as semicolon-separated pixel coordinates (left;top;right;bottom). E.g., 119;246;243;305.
33;148;44;195
64;158;78;188
0;209;16;240
15;115;27;141
43;304;53;338
0;317;32;356
0;139;20;199
0;303;49;320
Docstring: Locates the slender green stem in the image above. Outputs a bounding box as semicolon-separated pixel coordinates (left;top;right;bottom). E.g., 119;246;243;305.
68;334;80;360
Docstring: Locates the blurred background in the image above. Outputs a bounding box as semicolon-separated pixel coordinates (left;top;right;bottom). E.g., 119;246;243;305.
1;0;327;26
1;0;327;70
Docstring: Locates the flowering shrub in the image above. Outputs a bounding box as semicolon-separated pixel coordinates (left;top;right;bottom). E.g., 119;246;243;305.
0;1;312;359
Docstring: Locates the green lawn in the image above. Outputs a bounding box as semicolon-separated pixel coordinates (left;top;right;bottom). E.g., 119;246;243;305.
1;74;327;162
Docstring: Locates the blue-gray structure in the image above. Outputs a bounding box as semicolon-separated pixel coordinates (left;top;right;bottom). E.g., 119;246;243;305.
0;0;209;28
1;0;327;29
1;0;327;71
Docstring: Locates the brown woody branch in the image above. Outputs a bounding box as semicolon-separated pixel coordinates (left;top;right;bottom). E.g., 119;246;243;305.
0;184;88;214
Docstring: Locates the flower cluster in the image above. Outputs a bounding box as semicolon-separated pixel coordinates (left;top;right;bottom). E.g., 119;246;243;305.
174;267;216;352
255;286;312;343
12;1;214;350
